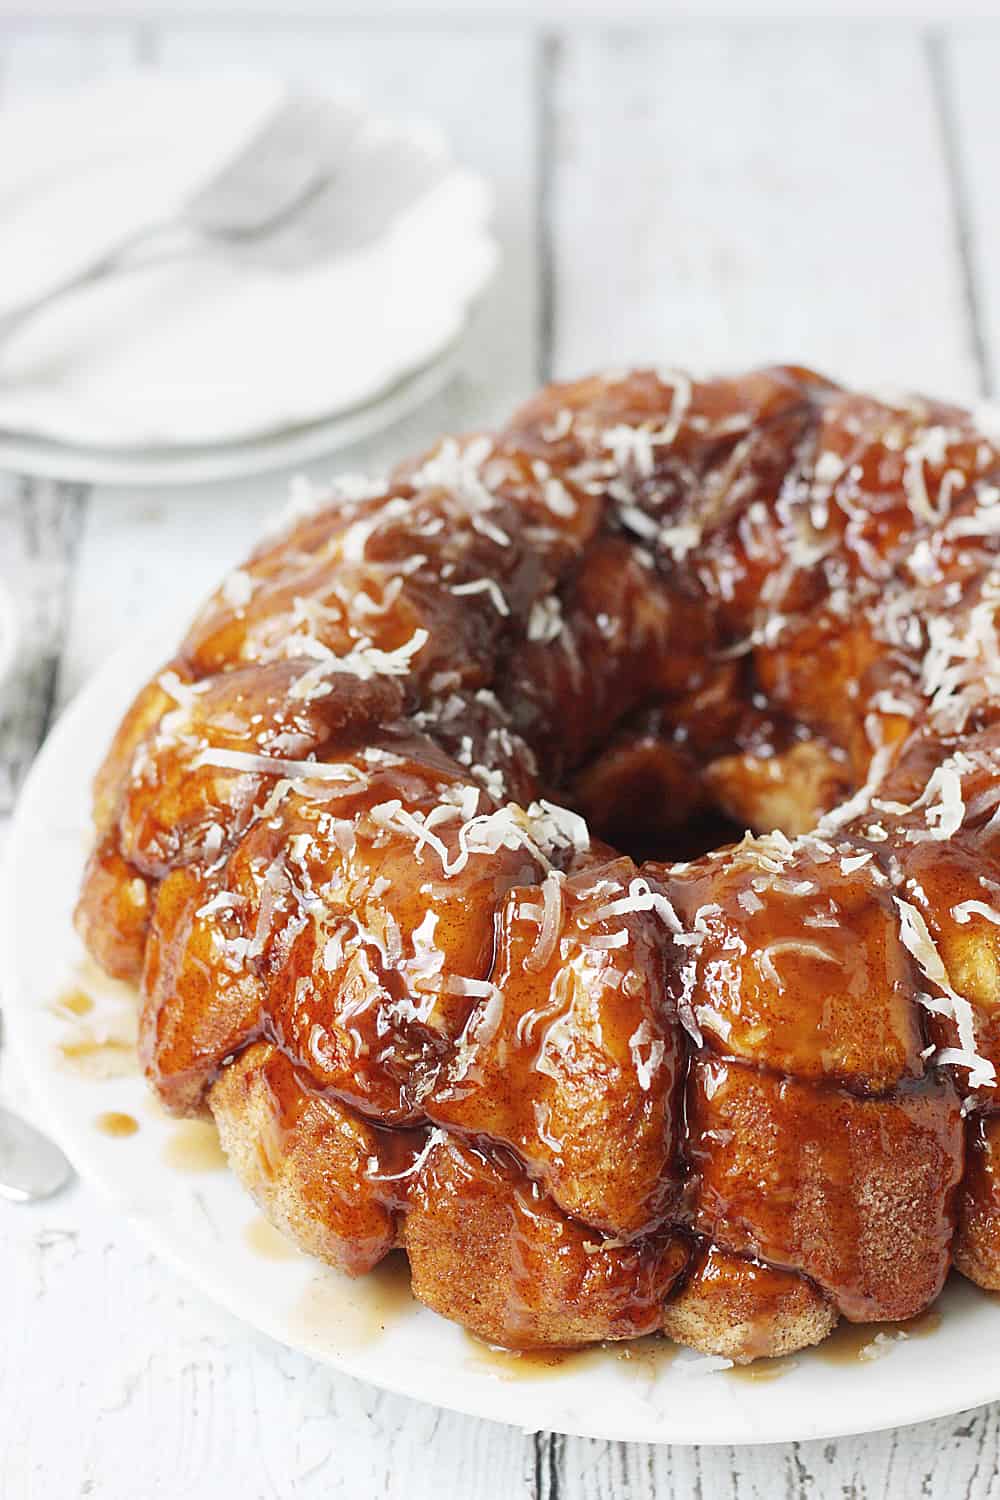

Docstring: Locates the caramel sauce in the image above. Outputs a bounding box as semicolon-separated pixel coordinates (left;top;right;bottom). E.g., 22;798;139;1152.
294;1250;414;1350
685;1057;962;1323
817;1307;942;1365
243;1215;299;1261
142;1093;173;1120
727;1355;799;1383
95;1111;139;1138
163;1120;227;1173
464;1333;678;1381
72;956;142;1010
57;1036;137;1080
461;1307;941;1382
51;967;139;1080
51;987;94;1019
463;1335;579;1380
618;1334;680;1372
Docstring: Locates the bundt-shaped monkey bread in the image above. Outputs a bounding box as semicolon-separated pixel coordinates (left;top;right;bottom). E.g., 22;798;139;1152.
77;365;1000;1363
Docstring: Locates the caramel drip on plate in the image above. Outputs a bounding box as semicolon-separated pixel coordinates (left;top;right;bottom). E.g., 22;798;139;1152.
243;1215;299;1262
163;1120;227;1173
51;988;94;1019
95;1111;139;1138
817;1307;942;1365
293;1251;414;1350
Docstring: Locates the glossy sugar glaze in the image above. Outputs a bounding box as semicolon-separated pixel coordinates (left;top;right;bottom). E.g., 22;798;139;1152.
76;366;1000;1359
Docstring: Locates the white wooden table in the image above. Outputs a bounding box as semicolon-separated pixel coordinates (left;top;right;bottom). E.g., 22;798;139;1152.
2;15;1000;1497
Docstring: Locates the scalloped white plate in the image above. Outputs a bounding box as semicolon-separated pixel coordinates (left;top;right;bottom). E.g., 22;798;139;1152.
3;617;996;1445
0;72;496;476
0;344;461;486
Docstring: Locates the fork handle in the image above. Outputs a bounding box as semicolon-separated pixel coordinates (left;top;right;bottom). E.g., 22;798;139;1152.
0;220;190;351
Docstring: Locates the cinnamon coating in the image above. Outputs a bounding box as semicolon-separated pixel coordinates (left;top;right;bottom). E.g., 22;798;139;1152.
77;365;1000;1360
661;1245;837;1363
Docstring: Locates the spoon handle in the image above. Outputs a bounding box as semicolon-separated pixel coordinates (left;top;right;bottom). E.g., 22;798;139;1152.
0;1105;72;1202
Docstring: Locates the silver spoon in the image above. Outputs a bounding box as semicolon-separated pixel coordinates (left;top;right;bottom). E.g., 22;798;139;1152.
0;1016;72;1201
0;1103;72;1202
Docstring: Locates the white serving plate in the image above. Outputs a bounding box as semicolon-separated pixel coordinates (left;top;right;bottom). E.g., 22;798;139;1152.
0;72;495;479
3;616;996;1445
0;344;460;486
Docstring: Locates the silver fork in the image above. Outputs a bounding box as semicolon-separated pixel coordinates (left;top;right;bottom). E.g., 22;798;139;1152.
0;90;449;348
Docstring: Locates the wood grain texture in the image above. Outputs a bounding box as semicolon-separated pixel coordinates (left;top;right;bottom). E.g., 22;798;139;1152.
549;29;981;398
1;1185;540;1499
946;32;1000;397
2;17;1000;1500
0;477;86;818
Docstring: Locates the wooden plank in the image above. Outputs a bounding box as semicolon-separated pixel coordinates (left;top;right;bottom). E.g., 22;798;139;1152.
945;33;1000;397
550;28;980;400
556;1414;1000;1500
0;476;86;819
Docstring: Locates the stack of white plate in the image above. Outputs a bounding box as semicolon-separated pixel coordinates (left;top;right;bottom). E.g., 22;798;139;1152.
0;73;498;485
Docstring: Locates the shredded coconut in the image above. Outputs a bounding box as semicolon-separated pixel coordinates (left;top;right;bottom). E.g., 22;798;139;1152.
528;596;564;643
592;877;682;934
194;747;368;786
894;898;995;1087
450;578;510;617
524;872;565;973
953;900;1000;926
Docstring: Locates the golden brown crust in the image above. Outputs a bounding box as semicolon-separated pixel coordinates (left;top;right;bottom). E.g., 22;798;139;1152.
74;365;1000;1358
955;1115;1000;1290
687;1057;963;1321
703;738;852;837
424;855;685;1236
75;834;152;983
661;1245;838;1362
210;1042;418;1275
404;1133;688;1348
139;864;264;1114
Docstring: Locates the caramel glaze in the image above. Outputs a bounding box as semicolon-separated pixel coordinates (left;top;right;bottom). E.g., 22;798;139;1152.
256;1043;421;1221
686;1058;962;1322
74;365;1000;1358
817;1307;942;1365
95;1111;139;1138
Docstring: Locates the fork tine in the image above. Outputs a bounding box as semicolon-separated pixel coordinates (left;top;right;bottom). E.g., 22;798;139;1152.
184;86;454;265
230;166;449;270
234;144;450;267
